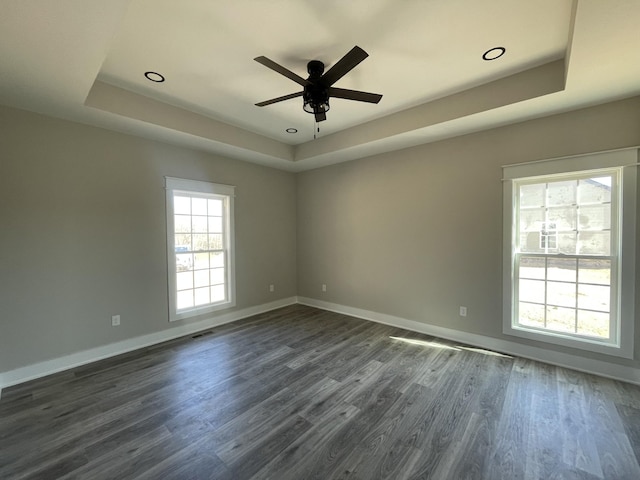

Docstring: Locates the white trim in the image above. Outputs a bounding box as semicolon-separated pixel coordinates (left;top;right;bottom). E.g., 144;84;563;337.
164;176;235;196
502;148;638;179
501;145;640;170
297;297;640;386
165;176;237;321
0;297;297;397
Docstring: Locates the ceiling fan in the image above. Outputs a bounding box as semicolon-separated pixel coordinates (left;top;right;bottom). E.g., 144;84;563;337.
254;46;383;122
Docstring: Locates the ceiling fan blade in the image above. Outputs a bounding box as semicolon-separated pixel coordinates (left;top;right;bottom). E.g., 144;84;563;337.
315;111;327;122
255;91;303;107
254;56;308;87
320;46;369;87
328;87;382;104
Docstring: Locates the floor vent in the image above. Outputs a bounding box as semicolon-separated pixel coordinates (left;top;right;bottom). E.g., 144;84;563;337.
191;331;213;339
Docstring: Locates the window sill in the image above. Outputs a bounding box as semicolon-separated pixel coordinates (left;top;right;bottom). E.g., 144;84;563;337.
170;300;236;322
504;324;633;359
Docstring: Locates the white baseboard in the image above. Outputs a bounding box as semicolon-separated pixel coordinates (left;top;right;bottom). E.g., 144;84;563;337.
3;295;638;398
0;297;297;396
297;297;640;386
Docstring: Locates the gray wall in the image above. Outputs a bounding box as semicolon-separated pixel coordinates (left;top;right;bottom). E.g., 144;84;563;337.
2;96;640;377
0;106;297;372
297;96;640;369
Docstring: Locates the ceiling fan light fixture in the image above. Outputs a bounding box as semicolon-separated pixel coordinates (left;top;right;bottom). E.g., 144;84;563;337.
303;86;330;115
303;98;330;115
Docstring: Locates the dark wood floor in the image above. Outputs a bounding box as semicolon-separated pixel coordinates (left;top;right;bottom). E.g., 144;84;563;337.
2;305;640;479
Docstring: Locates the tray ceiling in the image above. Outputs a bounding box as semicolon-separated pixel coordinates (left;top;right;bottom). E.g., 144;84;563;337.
1;1;639;171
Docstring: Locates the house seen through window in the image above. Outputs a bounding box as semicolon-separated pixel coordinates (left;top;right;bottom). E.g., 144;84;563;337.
516;174;614;339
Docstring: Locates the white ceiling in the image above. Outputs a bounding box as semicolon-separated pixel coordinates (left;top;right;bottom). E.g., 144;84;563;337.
1;0;639;171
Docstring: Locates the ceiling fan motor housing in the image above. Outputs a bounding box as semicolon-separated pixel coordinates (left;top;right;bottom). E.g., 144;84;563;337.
307;60;325;78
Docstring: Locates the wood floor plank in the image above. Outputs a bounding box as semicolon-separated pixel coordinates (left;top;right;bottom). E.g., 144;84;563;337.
525;388;562;478
2;304;640;480
558;382;604;477
483;358;535;480
133;434;230;480
270;385;403;480
429;412;492;480
223;414;312;479
249;402;361;480
406;353;489;478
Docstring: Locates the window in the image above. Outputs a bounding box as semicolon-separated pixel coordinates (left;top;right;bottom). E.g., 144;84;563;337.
503;149;637;358
539;222;557;250
165;177;235;321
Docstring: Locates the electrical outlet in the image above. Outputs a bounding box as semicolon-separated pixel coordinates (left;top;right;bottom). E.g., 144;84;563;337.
111;315;121;326
322;284;327;292
269;284;275;292
459;306;467;317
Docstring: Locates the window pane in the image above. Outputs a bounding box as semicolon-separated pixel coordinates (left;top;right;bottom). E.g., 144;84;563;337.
176;253;193;272
210;268;225;285
211;284;226;302
578;259;610;285
194;252;209;270
546;281;576;308
210;252;225;268
547;207;576;231
194;269;209;288
518;302;545;328
519;256;545;280
578;177;611;204
174;215;191;233
520;231;544;253
192;215;208;233
557;232;577;255
578;232;610;255
193;234;208;251
578;284;610;312
520;209;544;232
175;234;191;250
192;198;207;215
208;199;223;216
194;287;210;306
519;279;545;304
209;234;223;250
547;180;576;206
577;310;609;338
578;205;610;231
177;290;194;310
176;271;193;290
174;196;191;215
546;306;576;333
520;184;545;207
208;216;223;233
547;258;576;282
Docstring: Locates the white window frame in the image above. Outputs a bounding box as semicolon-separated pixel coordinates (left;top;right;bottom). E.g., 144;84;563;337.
503;149;637;358
165;177;236;321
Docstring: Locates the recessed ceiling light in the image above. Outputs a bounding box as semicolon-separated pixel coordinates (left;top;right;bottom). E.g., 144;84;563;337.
482;47;506;61
286;128;298;134
144;71;165;83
